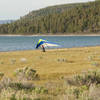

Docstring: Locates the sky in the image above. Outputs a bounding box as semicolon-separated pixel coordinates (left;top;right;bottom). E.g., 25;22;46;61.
0;0;95;20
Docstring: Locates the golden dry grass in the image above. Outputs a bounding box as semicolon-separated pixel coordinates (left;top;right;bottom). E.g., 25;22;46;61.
0;46;100;81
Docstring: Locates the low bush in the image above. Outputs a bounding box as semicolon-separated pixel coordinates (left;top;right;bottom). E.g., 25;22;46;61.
14;67;39;81
10;58;16;64
0;77;34;91
10;94;17;100
9;82;34;90
91;62;99;67
0;72;4;80
34;87;48;94
0;77;12;91
67;70;100;87
0;61;4;64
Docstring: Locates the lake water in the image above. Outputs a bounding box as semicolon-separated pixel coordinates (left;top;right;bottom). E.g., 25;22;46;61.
0;36;100;51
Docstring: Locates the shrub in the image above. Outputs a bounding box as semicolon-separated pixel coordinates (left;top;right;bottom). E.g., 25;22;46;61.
73;88;81;99
10;94;17;100
57;58;67;62
10;58;16;64
9;81;34;90
67;70;100;87
88;56;94;61
0;77;12;91
0;72;4;80
89;84;100;100
34;97;51;100
14;67;39;81
23;97;32;100
0;61;4;64
34;87;48;94
91;62;99;67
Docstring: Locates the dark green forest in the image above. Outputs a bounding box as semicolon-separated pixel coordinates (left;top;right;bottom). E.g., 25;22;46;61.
0;0;100;35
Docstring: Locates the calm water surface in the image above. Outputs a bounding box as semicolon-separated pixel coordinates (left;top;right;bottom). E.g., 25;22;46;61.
0;36;100;51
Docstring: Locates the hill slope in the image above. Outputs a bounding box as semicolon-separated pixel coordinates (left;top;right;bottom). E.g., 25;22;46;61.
0;1;100;35
22;3;84;20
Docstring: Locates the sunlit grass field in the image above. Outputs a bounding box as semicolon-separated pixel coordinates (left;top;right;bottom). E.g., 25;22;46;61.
0;46;100;80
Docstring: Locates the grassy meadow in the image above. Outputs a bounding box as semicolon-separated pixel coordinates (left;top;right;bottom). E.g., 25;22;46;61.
0;46;100;100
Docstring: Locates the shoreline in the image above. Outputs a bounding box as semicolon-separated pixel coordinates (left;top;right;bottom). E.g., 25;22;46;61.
0;45;100;53
1;34;100;36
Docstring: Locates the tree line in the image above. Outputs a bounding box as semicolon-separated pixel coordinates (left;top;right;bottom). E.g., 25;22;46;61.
0;1;100;34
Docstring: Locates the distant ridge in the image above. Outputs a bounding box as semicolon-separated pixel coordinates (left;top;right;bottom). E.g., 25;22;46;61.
0;1;100;35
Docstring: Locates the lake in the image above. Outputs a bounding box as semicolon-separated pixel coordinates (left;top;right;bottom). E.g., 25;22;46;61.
0;36;100;51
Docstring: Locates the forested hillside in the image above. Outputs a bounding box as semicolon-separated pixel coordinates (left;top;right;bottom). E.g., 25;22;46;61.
23;3;84;20
0;0;100;35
